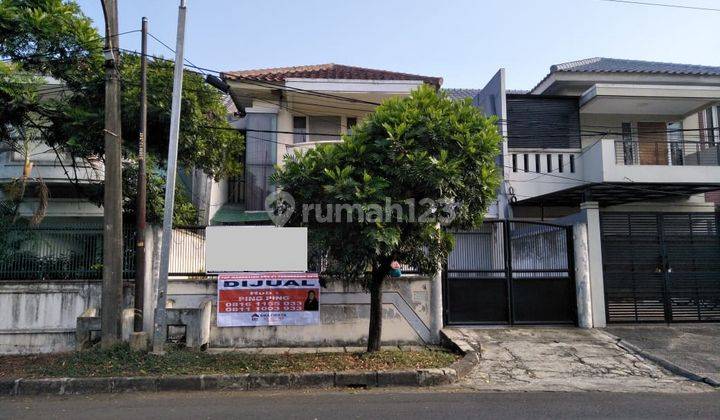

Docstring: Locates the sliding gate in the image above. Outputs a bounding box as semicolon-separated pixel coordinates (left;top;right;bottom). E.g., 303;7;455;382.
444;221;576;325
602;212;720;323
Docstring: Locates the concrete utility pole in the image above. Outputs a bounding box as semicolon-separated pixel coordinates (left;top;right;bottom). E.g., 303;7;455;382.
134;17;148;333
100;0;124;349
152;0;188;354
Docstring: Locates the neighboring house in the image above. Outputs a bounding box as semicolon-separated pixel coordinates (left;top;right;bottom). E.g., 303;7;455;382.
446;58;720;328
202;63;442;225
0;78;104;226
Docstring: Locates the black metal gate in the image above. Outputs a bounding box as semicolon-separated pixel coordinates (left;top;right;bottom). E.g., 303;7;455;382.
601;212;720;323
443;221;576;325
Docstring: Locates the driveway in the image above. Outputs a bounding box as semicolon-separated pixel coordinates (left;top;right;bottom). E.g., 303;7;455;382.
605;324;720;385
450;327;710;392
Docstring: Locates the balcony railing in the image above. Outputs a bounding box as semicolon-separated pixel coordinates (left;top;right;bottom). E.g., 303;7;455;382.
614;140;720;166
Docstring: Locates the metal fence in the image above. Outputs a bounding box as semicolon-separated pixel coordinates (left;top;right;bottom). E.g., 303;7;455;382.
615;140;720;166
0;226;136;280
168;227;206;277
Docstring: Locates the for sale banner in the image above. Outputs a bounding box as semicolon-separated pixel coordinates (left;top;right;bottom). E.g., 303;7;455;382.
217;272;320;327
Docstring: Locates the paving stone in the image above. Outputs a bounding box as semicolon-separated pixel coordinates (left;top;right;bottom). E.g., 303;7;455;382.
293;372;335;388
287;347;320;354
377;370;419;387
335;371;377;387
64;377;111;394
16;378;65;395
0;379;16;396
398;345;426;352
418;369;453;386
157;375;203;391
247;373;293;389
199;375;222;390
216;374;249;390
258;347;291;355
380;345;402;351
110;377;157;393
316;347;345;354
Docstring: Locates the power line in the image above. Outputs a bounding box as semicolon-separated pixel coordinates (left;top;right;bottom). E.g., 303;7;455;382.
597;0;720;12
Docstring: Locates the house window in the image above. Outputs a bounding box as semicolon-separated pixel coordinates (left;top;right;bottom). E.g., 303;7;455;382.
703;107;718;146
346;117;358;135
293;116;307;144
309;116;341;142
523;154;529;173
546;154;552;172
535;154;541;173
667;121;684;165
512;154;518;172
558;154;564;173
570;155;576;173
244;113;277;211
621;122;636;165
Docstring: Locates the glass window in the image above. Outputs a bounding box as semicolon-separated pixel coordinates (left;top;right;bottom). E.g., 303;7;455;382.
244;113;277;211
293;116;307;144
308;116;341;142
346;117;358;135
703;108;716;145
622;122;636;165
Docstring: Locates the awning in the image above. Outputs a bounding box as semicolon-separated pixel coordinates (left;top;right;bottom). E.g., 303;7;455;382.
580;84;720;117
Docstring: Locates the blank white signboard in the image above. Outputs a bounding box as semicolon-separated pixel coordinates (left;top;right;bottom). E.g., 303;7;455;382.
205;226;308;272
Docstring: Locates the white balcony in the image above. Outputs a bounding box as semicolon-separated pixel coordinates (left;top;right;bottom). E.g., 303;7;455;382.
508;139;720;205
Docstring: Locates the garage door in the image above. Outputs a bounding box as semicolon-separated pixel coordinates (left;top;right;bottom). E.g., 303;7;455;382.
444;221;576;325
601;212;720;323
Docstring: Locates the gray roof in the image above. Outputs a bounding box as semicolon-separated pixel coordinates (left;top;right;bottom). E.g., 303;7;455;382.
443;88;482;101
551;57;720;76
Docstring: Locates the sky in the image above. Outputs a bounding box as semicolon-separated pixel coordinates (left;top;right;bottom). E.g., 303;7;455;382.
75;0;720;90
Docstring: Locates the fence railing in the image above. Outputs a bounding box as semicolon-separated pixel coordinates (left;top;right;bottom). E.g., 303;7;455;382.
614;140;720;166
168;227;206;277
0;226;136;280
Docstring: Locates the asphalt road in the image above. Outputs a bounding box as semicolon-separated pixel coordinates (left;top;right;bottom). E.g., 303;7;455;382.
2;389;719;420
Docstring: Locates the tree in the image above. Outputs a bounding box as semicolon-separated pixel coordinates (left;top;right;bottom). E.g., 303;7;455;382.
0;0;244;223
272;85;501;351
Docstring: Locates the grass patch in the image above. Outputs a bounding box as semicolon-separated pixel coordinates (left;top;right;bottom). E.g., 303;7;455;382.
0;344;458;379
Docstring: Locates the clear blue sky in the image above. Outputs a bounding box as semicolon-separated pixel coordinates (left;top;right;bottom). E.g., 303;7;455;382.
76;0;720;90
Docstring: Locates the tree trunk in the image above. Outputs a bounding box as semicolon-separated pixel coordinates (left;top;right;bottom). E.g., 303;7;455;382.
367;262;389;352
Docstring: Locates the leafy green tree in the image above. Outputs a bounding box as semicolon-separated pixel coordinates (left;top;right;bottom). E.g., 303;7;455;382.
273;85;501;351
0;0;244;224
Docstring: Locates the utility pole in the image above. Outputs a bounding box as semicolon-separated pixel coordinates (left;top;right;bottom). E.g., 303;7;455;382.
152;0;188;354
134;17;148;333
100;0;124;349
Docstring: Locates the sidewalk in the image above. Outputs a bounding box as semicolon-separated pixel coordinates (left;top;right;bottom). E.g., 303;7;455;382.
449;327;712;393
605;324;720;387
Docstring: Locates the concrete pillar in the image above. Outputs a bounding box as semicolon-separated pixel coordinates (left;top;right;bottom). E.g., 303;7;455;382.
142;226;162;333
580;201;606;328
429;265;443;343
573;222;593;328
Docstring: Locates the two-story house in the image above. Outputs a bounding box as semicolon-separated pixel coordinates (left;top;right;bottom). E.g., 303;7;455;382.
453;58;720;327
0;77;104;226
203;63;442;224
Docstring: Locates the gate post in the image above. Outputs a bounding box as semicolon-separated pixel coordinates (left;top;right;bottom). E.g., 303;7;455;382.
573;222;593;328
580;201;606;328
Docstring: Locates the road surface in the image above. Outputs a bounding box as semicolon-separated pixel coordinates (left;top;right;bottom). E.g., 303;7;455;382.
2;389;719;419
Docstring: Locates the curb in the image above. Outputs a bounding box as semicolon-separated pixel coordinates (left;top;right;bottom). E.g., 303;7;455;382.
440;329;481;379
598;330;720;388
0;368;458;397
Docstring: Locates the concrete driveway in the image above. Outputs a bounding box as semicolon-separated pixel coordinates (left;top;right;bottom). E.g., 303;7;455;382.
450;327;710;393
605;324;720;386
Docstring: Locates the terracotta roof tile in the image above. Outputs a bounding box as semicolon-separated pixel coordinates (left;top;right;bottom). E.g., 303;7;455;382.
222;63;442;87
